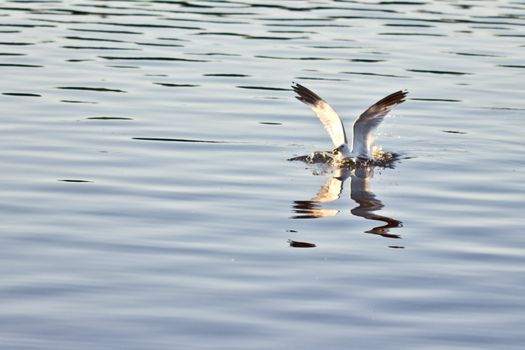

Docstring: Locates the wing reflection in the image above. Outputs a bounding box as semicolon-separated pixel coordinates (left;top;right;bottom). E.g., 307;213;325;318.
292;166;402;239
349;167;402;239
292;168;349;219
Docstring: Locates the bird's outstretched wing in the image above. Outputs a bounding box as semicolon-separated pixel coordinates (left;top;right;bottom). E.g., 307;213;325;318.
292;83;347;147
352;90;408;159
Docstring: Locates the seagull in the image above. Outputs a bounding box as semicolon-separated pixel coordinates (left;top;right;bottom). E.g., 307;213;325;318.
292;83;408;163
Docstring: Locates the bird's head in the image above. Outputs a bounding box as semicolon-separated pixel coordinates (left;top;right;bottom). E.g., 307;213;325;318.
332;144;351;159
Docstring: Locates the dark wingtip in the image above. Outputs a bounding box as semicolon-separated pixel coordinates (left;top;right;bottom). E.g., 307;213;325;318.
380;89;409;107
291;82;323;106
399;89;409;102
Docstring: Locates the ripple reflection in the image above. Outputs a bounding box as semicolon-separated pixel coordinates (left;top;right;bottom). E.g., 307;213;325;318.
292;166;402;240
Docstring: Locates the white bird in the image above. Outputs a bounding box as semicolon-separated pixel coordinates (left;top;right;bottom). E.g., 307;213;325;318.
292;83;408;163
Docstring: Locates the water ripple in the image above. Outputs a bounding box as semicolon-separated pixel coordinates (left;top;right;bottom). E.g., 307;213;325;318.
0;63;42;67
98;56;208;62
407;69;473;75
236;85;290;91
57;86;127;93
153;83;199;87
132;137;227;144
2;92;41;97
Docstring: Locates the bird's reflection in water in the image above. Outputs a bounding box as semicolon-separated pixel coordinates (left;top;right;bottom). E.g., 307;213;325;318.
292;166;402;240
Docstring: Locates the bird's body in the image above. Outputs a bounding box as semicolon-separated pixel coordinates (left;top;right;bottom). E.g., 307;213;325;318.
292;83;407;164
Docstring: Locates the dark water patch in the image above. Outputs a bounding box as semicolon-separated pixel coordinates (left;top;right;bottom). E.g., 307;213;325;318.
342;6;398;14
407;69;472;75
246;35;308;40
188;52;241;57
288;240;316;248
204;73;250;77
342;71;409;78
452;3;475;9
251;3;390;13
499;65;525;69
295;76;347;81
449;51;500;57
134;42;184;47
157;37;187;42
57;86;127;93
0;6;33;12
349;59;385;63
58;179;92;183
379;1;427;4
107;65;140;69
268;30;317;34
0;41;35;46
411;98;461;102
379;32;445;37
495;34;525;37
255;55;331;61
62;46;138;50
264;23;350;28
61;100;97;104
194;32;242;37
133;137;227;144
162;17;247;25
66;59;96;62
170;10;257;17
471;25;510;30
388;246;405;249
237;85;290;91
249;3;331;11
201;28;333;36
384;23;434;27
32;18;96;24
262;17;329;22
259;122;282;125
2;92;41;97
0;30;21;33
331;15;525;27
442;130;467;134
0;23;55;28
99;56;208;62
69;28;142;35
145;74;168;77
96;22;202;30
74;2;147;9
0;63;42;67
161;1;213;8
483;106;525;111
154;83;199;87
309;45;360;49
42;8;157;17
87;116;133;120
64;36;126;43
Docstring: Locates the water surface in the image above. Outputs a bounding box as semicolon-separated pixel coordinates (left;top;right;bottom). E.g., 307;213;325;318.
1;1;524;349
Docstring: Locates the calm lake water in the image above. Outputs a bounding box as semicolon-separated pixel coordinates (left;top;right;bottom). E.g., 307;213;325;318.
1;1;524;349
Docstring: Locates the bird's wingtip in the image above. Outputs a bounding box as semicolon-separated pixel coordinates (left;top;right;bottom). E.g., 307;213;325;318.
291;83;323;106
291;82;302;90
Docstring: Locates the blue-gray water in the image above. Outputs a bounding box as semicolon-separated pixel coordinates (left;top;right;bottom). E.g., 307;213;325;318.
1;1;524;349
